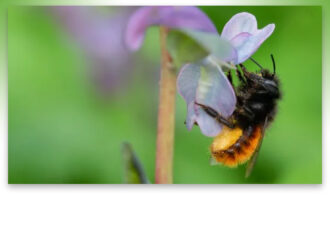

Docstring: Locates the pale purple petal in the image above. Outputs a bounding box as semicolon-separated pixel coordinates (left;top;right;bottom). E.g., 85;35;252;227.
229;32;252;48
177;61;236;137
177;63;200;130
179;29;237;63
125;6;217;50
221;12;257;41
195;108;223;137
196;60;236;118
231;24;275;63
221;12;275;64
186;102;198;130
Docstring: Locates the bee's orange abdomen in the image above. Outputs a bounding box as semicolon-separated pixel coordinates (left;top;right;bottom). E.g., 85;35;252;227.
210;125;262;167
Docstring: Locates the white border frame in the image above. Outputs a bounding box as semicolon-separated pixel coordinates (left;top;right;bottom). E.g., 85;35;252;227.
1;1;329;229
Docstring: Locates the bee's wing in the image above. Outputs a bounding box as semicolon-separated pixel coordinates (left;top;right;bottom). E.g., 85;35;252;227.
245;117;269;178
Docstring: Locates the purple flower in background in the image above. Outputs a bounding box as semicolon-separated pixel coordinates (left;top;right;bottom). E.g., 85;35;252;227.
125;6;217;51
125;6;275;136
52;6;137;95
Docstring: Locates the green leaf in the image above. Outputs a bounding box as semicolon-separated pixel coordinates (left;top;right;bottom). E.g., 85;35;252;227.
121;142;150;184
167;29;235;68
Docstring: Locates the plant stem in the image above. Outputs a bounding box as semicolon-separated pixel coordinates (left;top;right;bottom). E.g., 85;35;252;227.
155;27;177;184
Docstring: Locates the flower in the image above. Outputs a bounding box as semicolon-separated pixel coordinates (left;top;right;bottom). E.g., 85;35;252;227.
178;12;275;136
125;6;218;51
52;6;137;95
177;58;236;136
125;7;275;136
220;12;275;64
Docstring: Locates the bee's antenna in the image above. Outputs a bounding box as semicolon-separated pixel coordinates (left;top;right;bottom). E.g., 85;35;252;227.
271;54;276;75
249;57;263;70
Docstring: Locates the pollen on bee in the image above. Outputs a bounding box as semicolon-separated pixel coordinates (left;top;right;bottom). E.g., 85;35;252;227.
210;125;262;167
211;126;242;151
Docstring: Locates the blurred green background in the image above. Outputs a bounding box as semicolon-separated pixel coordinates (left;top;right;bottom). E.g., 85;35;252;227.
8;6;322;184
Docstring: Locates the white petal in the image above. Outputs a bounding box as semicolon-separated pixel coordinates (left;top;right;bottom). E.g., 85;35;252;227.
196;59;236;117
177;63;201;105
177;60;237;137
178;29;237;62
185;102;197;130
231;24;275;64
221;12;257;41
195;107;223;137
177;63;201;130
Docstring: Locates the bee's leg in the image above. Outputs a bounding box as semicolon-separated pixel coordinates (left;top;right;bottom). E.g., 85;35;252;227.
195;102;235;128
226;70;233;85
239;64;262;85
226;71;237;93
239;63;248;73
235;66;247;84
239;64;252;79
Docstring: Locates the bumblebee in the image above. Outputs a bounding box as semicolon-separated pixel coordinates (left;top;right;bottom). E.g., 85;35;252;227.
196;55;281;177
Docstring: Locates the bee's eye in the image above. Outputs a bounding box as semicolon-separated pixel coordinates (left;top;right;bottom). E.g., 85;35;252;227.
264;79;277;87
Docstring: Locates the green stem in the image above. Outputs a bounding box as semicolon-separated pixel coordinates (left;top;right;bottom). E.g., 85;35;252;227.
155;27;177;184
